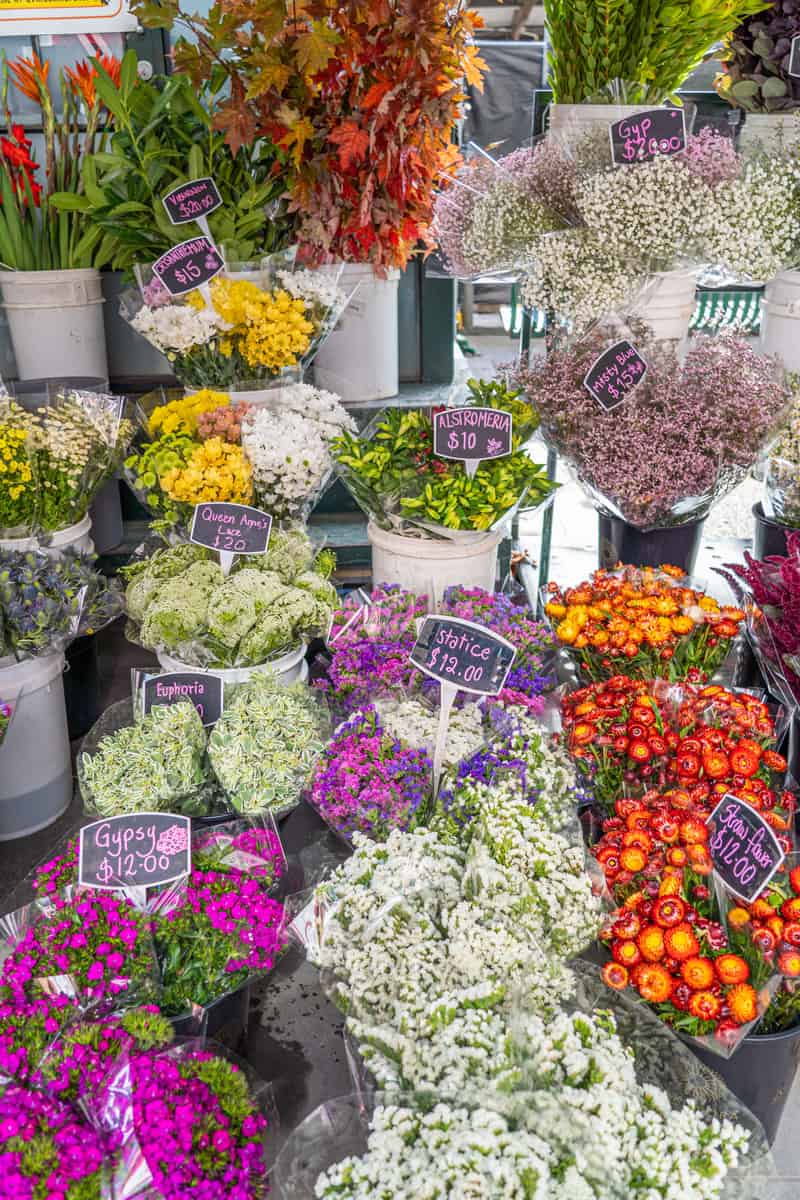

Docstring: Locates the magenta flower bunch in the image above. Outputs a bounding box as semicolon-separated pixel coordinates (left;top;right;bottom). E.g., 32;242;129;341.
0;994;76;1083
723;532;800;704
33;842;78;897
0;1082;106;1200
0;701;11;748
0;891;156;1009
99;1047;268;1200
511;331;789;529
154;870;287;1016
34;1005;174;1105
309;705;432;843
193;824;286;885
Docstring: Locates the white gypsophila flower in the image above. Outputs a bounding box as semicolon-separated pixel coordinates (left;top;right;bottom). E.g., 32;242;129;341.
461;178;551;275
277;268;346;314
699;158;800;283
520;228;646;326
375;698;485;768
314;1102;554;1200
130;303;224;354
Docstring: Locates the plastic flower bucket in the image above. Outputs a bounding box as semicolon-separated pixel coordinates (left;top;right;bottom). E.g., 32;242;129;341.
760;271;800;372
169;981;251;1040
0;268;107;381
313;264;400;403
156;643;308;687
0;652;71;840
0;514;94;557
685;1022;800;1144
368;521;502;606
753;502;793;561
597;513;706;574
631;269;696;344
738;113;800;155
546;102;655;147
63;634;102;740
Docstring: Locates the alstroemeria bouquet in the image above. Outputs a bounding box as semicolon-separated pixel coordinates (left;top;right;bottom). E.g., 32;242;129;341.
333;377;555;537
0;548;123;663
123;265;348;391
91;1044;269;1200
512;329;789;531
562;679;787;814
594;791;788;1055
544;564;745;682
123;529;336;668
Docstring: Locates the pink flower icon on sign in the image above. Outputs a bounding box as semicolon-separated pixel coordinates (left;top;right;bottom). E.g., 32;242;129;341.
156;824;188;856
486;438;502;455
204;254;219;270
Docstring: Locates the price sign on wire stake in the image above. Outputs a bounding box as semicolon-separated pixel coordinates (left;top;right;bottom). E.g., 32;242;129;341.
432;407;513;479
410;616;516;793
190;501;272;575
141;671;223;727
79;814;192;893
790;35;800;78
152;235;224;297
163;178;223;239
707;793;786;903
609;108;687;165
583;339;647;411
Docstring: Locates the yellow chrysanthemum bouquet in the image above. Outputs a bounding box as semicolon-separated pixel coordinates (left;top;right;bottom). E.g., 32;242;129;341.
121;257;348;392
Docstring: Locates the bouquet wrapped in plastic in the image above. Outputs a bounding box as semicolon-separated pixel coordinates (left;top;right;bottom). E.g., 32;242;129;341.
122;256;350;392
122;528;336;669
0;547;123;663
544;564;746;683
0;388;132;540
0;697;14;750
333;376;556;540
723;537;800;708
511;323;791;532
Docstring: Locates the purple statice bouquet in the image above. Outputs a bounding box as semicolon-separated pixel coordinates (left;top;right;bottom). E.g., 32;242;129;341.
0;890;157;1009
93;1045;268;1200
723;533;800;706
309;706;432;843
316;585;430;717
511;329;789;530
0;1082;107;1199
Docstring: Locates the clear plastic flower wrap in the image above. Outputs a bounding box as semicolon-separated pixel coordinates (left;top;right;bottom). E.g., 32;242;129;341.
83;1039;273;1200
207;674;330;818
0;693;16;751
148;814;288;1024
332;376;556;540
123;254;351;392
0;547;124;663
121;528;336;670
0;884;160;1012
77;698;214;819
512;316;792;531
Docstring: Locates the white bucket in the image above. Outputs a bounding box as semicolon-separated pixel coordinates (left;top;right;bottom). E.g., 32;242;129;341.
547;102;656;148
156;642;308;687
368;521;502;605
0;514;94;556
738;113;800;155
313;264;399;404
0;652;71;839
632;269;696;344
0;268;107;381
759;271;800;370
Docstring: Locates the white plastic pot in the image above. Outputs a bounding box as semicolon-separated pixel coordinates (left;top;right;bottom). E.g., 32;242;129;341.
313;264;399;403
737;113;800;155
156;643;308;687
547;102;655;147
368;521;502;605
0;268;107;380
0;514;94;556
632;269;696;344
760;270;800;372
0;652;71;839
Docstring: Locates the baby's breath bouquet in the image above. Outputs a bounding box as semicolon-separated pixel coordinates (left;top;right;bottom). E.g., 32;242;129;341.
122;259;349;391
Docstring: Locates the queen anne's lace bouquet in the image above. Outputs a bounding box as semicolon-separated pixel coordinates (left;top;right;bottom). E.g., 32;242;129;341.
241;382;354;521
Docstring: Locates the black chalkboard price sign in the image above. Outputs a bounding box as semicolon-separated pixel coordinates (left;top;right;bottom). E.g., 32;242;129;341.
609;108;687;165
707;794;785;903
790;35;800;78
163;178;223;226
410;616;515;696
433;407;513;468
190;502;272;556
79;814;192;890
583;339;647;411
142;671;223;727
152;236;224;296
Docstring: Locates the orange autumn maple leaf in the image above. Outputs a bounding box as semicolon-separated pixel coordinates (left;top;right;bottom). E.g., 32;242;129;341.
329;121;370;169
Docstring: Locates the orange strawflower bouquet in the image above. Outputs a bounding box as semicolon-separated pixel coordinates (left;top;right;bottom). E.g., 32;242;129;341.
545;564;745;682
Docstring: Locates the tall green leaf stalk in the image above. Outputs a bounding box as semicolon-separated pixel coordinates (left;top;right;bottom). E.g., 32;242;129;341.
545;0;773;103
